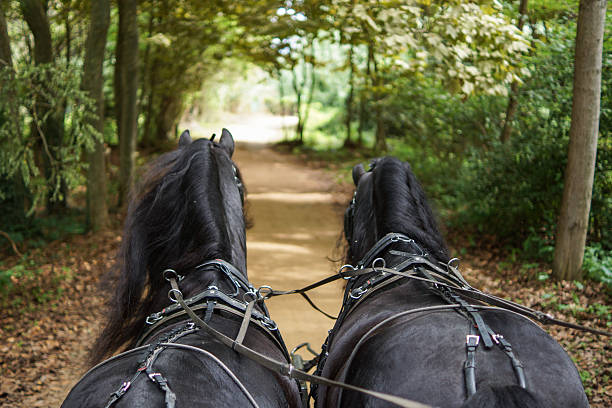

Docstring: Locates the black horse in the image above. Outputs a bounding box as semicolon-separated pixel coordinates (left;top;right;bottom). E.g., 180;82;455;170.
62;130;301;407
314;157;588;407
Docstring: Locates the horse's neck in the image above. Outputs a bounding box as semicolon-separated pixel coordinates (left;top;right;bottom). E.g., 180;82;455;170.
179;262;248;299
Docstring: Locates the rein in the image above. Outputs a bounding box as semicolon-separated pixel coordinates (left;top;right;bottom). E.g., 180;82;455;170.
266;233;611;337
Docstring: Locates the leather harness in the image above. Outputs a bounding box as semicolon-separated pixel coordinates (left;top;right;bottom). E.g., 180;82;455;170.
103;260;291;408
98;236;610;408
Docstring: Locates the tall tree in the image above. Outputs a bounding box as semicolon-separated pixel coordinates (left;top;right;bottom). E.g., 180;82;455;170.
20;0;66;210
82;0;110;230
553;0;607;281
115;0;139;207
0;3;12;68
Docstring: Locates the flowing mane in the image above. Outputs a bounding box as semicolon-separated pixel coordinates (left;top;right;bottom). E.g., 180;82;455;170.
347;157;450;264
92;135;247;363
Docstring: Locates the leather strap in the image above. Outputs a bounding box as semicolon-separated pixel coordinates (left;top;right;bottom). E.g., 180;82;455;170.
464;327;479;397
170;277;432;408
233;300;255;348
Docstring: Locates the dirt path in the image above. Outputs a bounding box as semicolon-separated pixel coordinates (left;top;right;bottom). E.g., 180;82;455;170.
234;143;346;352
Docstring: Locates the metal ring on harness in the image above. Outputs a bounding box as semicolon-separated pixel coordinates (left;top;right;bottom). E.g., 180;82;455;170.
372;257;386;271
339;264;356;279
243;290;257;303
163;269;180;282
257;285;273;300
168;288;183;303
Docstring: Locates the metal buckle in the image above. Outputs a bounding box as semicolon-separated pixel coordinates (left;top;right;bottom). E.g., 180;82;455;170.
243;290;257;303
119;381;131;393
466;334;480;347
148;372;162;382
163;269;182;282
372;257;386;271
350;286;367;299
145;312;162;325
262;318;278;331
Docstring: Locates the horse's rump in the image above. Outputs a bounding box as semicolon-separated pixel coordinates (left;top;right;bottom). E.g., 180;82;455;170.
319;288;587;407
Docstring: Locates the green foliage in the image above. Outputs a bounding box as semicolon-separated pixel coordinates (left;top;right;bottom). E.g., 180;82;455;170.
0;63;99;213
448;17;611;255
582;244;612;288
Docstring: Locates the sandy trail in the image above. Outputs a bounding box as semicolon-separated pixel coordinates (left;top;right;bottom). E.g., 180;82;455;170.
234;143;346;353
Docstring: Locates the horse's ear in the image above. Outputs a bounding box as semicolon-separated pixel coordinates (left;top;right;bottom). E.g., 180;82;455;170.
179;130;192;147
219;128;235;157
352;163;366;185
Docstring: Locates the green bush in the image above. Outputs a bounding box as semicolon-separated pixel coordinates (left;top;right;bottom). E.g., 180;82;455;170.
448;19;611;254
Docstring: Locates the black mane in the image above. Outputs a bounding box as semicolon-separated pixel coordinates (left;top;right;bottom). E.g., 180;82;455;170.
92;137;247;363
347;157;450;264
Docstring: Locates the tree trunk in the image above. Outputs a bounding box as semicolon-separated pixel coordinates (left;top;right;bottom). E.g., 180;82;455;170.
276;67;288;139
500;0;529;143
552;0;606;281
300;40;316;144
21;0;66;211
115;0;139;208
20;0;52;65
0;6;12;68
153;93;183;143
371;46;386;152
291;64;303;144
358;43;373;147
82;0;110;231
1;4;29;221
343;43;355;148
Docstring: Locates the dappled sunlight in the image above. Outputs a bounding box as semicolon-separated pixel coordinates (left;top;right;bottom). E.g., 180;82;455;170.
181;113;298;144
248;192;335;203
247;240;312;255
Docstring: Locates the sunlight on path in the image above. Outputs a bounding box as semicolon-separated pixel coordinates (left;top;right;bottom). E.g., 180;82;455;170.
234;144;346;355
181;113;298;144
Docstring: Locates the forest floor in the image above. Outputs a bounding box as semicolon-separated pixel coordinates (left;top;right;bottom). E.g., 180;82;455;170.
0;121;610;407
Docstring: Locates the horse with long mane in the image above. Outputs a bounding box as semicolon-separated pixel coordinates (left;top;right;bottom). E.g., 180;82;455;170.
62;129;301;407
313;157;588;407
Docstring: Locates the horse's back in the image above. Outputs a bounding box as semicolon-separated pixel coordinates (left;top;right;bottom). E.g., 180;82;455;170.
321;297;588;407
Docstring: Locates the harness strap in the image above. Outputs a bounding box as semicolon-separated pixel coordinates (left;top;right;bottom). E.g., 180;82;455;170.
146;369;177;408
464;327;479;397
170;277;432;408
441;288;494;349
493;334;527;389
204;300;215;323
233;299;255;349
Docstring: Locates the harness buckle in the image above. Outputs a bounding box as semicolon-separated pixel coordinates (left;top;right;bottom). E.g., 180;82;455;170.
168;288;183;303
350;286;367;299
145;312;162;325
262;318;278;331
466;334;480;348
110;380;131;399
163;269;182;282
